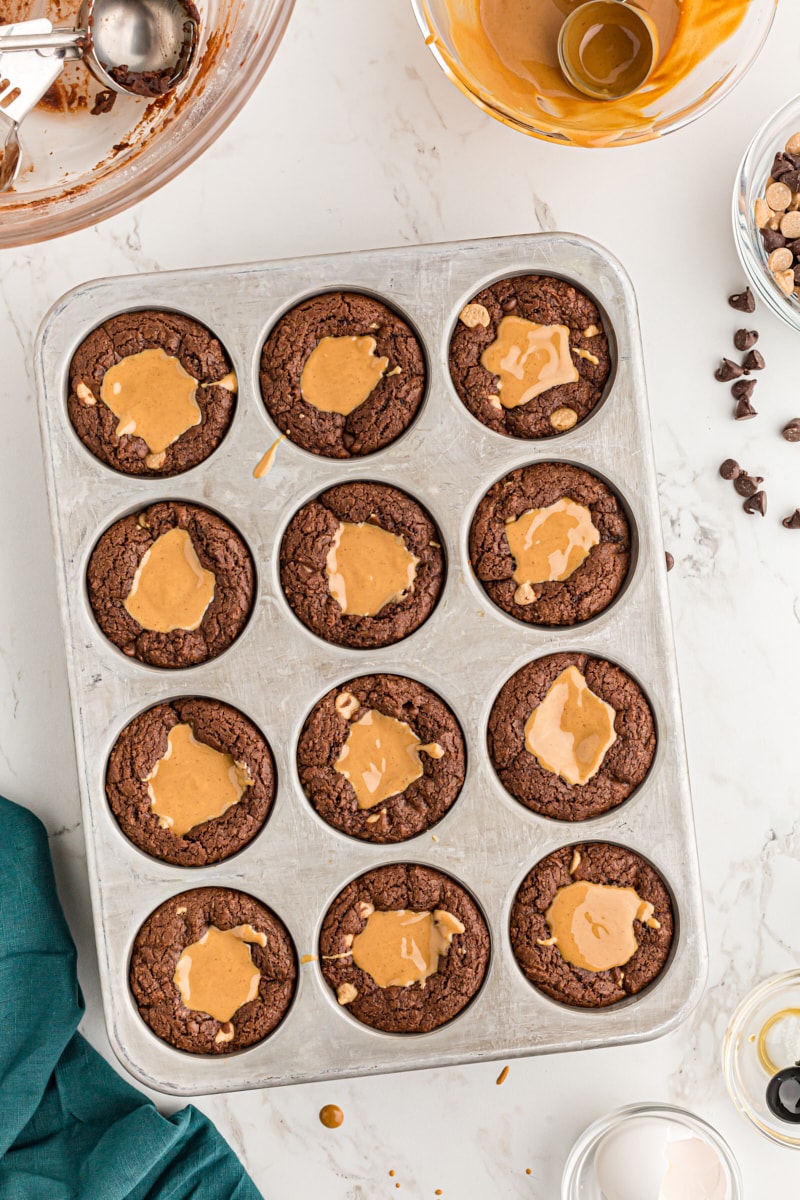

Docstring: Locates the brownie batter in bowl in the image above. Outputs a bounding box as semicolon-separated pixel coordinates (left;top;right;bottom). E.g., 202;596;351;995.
319;864;490;1033
509;842;674;1008
87;501;255;668
488;653;656;821
130;887;296;1054
449;275;612;439
260;292;427;458
68;310;237;477
279;481;445;650
469;462;631;626
297;674;466;843
106;698;276;866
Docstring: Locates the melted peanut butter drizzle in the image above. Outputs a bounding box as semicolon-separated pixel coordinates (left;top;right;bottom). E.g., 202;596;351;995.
351;908;465;988
442;0;751;147
480;317;578;409
300;335;389;415
545;880;655;972
326;522;419;616
319;1104;344;1129
525;666;617;786
173;924;266;1023
334;706;444;809
505;497;599;585
100;348;201;455
124;526;215;633
253;435;286;479
146;723;253;837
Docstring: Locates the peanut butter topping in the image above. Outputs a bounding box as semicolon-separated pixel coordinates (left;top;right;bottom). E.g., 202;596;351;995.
326;522;419;616
480;317;578;409
334;708;444;809
124;527;216;633
173;924;266;1022
505;497;599;584
351;908;465;989
300;335;389;415
545;880;655;972
100;348;202;455
524;666;617;786
146;723;253;837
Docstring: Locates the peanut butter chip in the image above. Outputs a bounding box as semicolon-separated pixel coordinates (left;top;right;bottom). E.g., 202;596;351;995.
513;582;538;606
544;880;655;972
781;211;800;239
351;908;465;988
787;132;800;156
146;722;253;837
214;1022;235;1044
459;302;491;328
505;497;599;585
480;317;579;409
326;521;419;616
100;348;201;455
766;181;792;212
173;924;266;1022
334;691;361;720
775;269;796;297
572;347;599;365
336;981;359;1005
76;381;96;406
583;325;600;338
524;666;617;786
769;247;794;272
334;708;444;809
549;406;578;432
754;197;775;230
300;335;389;416
124;527;215;633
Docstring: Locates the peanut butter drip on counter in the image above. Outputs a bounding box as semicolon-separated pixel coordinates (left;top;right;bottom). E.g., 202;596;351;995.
545;880;656;973
100;348;201;456
326;522;419;616
351;908;465;989
525;666;617;786
146;723;253;837
300;335;389;415
480;317;578;409
124;527;216;633
334;707;444;809
505;498;599;585
253;435;286;479
173;924;266;1022
319;1104;344;1129
443;0;751;148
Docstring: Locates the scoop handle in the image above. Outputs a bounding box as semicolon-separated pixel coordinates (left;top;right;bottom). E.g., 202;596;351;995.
0;30;84;53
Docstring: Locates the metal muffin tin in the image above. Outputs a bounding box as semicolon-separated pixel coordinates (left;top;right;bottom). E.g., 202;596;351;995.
35;233;707;1096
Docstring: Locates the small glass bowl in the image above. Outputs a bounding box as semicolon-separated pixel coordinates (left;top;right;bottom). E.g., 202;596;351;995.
733;95;800;332
561;1102;743;1200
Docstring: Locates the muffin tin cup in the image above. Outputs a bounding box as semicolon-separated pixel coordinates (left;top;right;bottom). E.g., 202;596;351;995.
35;233;707;1095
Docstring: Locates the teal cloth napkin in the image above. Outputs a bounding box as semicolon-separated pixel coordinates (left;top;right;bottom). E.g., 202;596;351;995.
0;794;263;1200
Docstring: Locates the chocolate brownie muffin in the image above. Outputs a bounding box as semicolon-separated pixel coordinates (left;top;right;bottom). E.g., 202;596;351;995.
130;888;296;1054
280;481;445;650
488;653;655;821
68;310;236;477
260;292;426;458
319;865;490;1033
87;501;255;668
297;675;465;843
106;698;275;866
449;274;611;439
469;462;630;626
510;842;674;1008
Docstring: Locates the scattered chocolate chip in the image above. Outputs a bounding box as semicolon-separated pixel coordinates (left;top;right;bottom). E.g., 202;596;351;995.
729;288;756;313
501;298;518;312
90;88;116;116
761;228;787;253
665;551;674;572
735;397;758;420
782;419;800;442
782;509;800;529
719;458;741;480
743;349;766;372
732;378;757;402
734;474;762;497
743;490;767;516
715;357;744;382
734;329;759;351
771;153;794;179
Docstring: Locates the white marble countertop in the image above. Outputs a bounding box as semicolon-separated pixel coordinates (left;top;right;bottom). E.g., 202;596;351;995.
2;1;800;1194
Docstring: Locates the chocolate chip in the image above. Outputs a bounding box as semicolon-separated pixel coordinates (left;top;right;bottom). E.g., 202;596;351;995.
734;474;762;497
794;265;800;287
719;458;741;480
733;329;759;351
729;288;756;313
90;88;116;116
665;551;674;572
735;397;758;420
788;238;800;257
732;378;757;402
743;490;767;516
782;170;800;193
501;298;518;312
782;419;800;442
772;153;793;179
743;349;766;372
761;228;787;253
782;509;800;529
715;357;744;382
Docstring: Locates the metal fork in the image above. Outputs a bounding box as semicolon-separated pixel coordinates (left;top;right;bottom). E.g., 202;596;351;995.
0;19;71;192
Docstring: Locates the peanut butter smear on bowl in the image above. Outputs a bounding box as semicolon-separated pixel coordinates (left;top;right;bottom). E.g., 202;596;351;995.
351;908;465;988
300;335;389;415
334;707;444;809
124;526;215;632
146;722;253;837
173;924;267;1023
326;522;419;616
505;497;599;585
440;0;752;147
544;880;659;971
480;317;578;408
525;665;617;785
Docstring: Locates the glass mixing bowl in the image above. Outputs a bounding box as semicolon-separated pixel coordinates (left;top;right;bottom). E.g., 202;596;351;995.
0;0;295;247
411;0;776;148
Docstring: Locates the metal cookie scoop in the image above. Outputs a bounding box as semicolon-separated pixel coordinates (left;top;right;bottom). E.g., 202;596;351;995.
0;0;199;98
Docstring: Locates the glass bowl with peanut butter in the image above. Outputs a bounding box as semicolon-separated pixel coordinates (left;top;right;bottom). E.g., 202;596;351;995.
411;0;776;149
